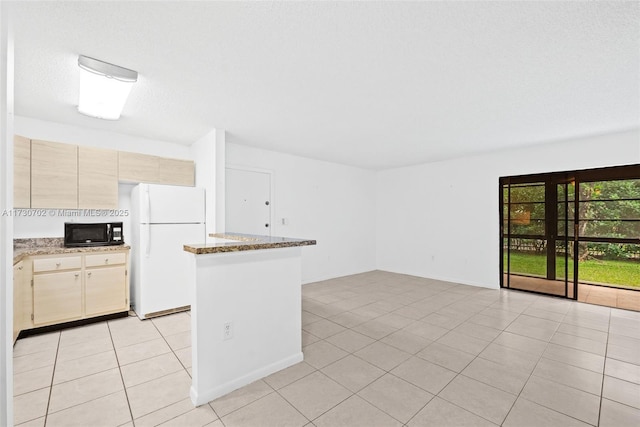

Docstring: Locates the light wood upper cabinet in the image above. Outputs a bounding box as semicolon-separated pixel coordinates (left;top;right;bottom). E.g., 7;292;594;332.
158;157;195;186
79;146;118;209
119;150;195;186
13;136;31;208
118;151;159;183
15;135;195;209
31;140;78;209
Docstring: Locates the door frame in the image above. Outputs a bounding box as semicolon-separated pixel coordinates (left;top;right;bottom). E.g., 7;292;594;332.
225;164;275;236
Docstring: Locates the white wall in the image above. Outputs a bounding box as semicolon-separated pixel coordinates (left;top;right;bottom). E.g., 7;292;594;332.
190;129;225;236
0;2;14;424
226;143;377;284
376;130;640;289
13;116;193;239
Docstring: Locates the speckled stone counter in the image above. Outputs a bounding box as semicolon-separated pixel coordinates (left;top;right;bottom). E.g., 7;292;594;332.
14;238;130;264
183;233;316;255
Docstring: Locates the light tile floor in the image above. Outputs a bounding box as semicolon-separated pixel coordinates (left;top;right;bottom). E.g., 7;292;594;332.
13;270;640;426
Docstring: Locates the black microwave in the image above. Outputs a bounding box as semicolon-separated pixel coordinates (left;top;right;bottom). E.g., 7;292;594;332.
64;222;124;247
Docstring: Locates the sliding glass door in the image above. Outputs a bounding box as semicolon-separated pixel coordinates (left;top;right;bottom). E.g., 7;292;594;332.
501;178;574;298
501;165;640;304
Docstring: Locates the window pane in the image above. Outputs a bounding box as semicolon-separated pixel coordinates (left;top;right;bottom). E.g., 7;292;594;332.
579;179;640;201
578;220;640;239
508;238;547;277
578;243;640;290
509;219;545;236
510;183;545;203
579;200;640;220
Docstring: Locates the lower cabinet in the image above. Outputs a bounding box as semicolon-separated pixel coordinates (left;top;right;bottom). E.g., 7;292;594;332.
13;262;24;343
16;249;130;336
33;270;83;325
85;266;127;316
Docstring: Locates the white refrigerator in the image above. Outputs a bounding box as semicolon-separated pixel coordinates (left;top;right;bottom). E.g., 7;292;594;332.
130;183;205;319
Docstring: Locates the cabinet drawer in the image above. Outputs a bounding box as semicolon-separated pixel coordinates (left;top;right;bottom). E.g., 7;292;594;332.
33;256;82;272
85;252;126;267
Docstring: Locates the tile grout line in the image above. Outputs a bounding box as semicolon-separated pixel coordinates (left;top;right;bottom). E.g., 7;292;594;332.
597;309;613;426
42;331;61;427
303;288;492;426
138;314;201;425
302;303;410;424
496;299;563;426
321;290;586;426
501;304;609;426
405;296;537;426
106;318;136;426
302;278;637;424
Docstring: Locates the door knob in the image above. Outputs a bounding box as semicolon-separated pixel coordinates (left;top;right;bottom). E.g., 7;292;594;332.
265;223;269;228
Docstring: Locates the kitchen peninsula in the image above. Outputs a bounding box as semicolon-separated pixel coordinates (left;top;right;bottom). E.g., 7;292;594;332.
183;233;316;406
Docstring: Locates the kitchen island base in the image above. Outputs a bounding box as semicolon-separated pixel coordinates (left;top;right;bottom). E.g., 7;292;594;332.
188;246;304;406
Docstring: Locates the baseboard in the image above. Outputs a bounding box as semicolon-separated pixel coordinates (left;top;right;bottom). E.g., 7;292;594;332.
190;352;304;406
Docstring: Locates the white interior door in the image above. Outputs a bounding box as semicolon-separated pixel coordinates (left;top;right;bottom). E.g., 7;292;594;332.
226;168;271;236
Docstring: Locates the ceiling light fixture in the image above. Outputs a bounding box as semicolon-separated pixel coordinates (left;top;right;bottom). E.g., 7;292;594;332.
77;55;138;120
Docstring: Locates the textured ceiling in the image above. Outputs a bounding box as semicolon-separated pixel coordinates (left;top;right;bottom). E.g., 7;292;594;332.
7;1;640;169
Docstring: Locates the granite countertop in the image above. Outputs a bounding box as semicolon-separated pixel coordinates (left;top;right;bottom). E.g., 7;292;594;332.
14;238;130;265
183;233;316;255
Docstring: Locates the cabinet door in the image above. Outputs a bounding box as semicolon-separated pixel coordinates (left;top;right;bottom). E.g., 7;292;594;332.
33;270;82;325
79;146;118;209
13;262;24;342
118;151;159;183
158;157;195;186
31;140;78;208
13;136;31;208
85;266;127;316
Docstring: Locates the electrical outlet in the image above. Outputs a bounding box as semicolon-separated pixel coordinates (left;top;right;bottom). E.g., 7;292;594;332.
223;322;233;340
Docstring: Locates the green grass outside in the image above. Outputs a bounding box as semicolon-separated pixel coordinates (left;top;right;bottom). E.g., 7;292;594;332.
505;252;640;289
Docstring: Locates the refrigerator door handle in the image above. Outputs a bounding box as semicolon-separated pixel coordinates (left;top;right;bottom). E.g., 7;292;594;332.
145;224;151;257
144;186;151;224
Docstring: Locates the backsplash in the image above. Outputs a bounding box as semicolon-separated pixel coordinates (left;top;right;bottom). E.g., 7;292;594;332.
13;237;64;250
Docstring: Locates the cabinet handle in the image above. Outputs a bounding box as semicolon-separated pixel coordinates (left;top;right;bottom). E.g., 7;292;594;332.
56;262;61;267
18;266;23;270
74;273;79;278
87;272;92;277
105;258;109;264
